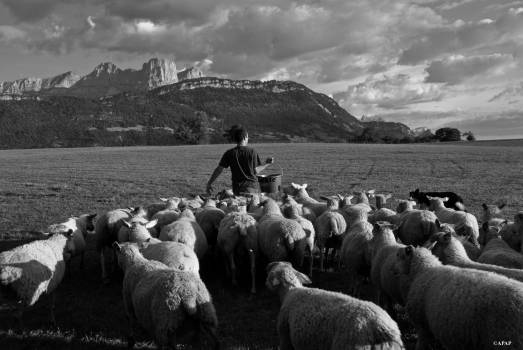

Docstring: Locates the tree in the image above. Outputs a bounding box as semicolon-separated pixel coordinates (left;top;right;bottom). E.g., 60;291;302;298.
463;131;476;141
435;127;461;142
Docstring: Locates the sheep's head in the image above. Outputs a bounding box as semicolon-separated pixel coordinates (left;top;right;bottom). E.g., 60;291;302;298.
481;203;506;222
62;229;76;261
424;232;455;260
259;198;282;216
373;221;397;236
121;219;157;243
265;261;311;292
179;209;196;220
282;204;300;219
77;213;97;234
112;241;141;270
427;196;447;210
396;200;416;213
160;197;181;210
481;222;503;244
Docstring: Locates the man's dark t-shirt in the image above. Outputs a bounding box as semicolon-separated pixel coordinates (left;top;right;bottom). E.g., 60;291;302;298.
219;146;262;194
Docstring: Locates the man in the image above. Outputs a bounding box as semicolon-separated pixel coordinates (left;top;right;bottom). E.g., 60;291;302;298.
206;125;273;195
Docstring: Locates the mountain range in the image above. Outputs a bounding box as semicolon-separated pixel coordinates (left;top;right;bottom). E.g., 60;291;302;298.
0;58;424;149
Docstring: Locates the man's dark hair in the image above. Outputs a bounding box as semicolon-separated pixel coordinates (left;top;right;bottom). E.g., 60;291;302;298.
226;125;248;143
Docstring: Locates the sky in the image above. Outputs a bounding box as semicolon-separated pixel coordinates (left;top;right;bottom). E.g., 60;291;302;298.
0;0;522;140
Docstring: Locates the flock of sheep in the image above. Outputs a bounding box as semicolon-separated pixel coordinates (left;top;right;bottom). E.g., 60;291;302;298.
1;182;523;350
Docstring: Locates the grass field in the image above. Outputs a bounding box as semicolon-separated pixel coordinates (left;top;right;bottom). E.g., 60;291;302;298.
1;142;522;349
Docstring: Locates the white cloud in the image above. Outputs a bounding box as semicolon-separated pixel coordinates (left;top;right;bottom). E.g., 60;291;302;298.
260;68;290;81
334;73;444;110
0;25;26;41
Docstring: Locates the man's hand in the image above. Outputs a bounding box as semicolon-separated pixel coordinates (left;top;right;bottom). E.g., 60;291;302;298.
206;183;214;195
265;157;274;164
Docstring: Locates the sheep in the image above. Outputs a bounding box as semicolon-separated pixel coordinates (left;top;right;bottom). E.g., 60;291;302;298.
480;202;506;225
216;212;258;293
117;217;157;244
340;208;374;296
368;222;406;316
95;207;136;282
428;196;479;247
281;194;316;223
396;209;440;246
313;198;346;271
436;223;481;261
265;261;405;350
139;240;199;274
195;199;226;247
281;203;315;276
47;213;97;269
144;197;181;218
394;245;523;350
113;242;219;349
499;212;523;252
286;183;328;217
0;231;75;327
373;193;392;210
257;198;309;274
409;188;465;211
477;223;523;269
179;195;205;211
159;209;208;260
426;231;523;283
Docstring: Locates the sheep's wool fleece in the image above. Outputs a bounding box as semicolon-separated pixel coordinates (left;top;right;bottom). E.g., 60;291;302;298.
127;268;217;345
279;287;403;350
405;249;523;349
0;234;67;306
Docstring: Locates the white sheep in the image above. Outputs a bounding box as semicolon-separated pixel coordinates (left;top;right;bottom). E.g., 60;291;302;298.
0;231;75;327
159;209;208;260
47;213;97;269
314;198;347;271
113;242;219;349
117;217;157;243
477;224;523;269
499;212;523;252
257;198;309;273
144;197;181;218
394;246;523;350
266;261;405;350
139;240;199;273
396;209;440;246
178;194;205;211
150;207;181;235
340;208;374;296
286;183;328;217
195;199;226;247
368;222;406;316
95;207;135;282
428;196;480;247
281;203;315;276
216;211;258;293
426;231;523;283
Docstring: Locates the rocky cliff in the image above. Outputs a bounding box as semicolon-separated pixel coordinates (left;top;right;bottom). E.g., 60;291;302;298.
0;58;199;98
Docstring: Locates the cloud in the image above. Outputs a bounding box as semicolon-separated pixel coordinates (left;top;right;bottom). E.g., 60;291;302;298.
260;68;291;81
399;8;523;64
0;0;62;22
489;81;523;102
0;25;26;41
425;53;514;84
334;74;444;110
104;0;225;25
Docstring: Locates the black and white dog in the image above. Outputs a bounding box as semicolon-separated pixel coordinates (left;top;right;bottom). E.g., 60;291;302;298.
409;188;466;211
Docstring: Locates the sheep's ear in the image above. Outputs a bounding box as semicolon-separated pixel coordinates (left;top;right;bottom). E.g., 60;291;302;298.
291;182;299;189
159;197;168;201
482;203;488;210
145;219;158;229
294;270;312;285
385;194;392;200
367;189;376;195
122;220;132;228
112;241;122;252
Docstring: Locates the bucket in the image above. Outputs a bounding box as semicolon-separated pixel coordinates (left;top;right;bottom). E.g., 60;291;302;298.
257;164;283;193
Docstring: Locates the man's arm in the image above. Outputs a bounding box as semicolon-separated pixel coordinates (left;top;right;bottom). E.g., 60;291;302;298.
255;157;274;174
206;166;224;193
